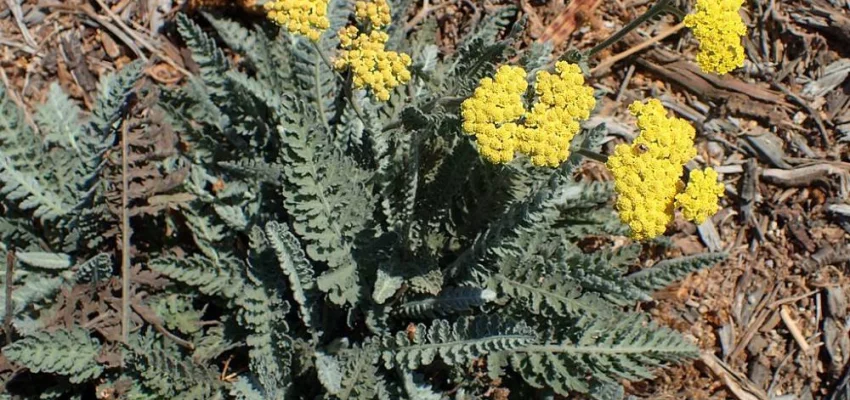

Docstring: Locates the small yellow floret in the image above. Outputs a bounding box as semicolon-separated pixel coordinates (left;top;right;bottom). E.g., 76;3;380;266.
607;99;696;240
265;0;330;41
335;28;412;101
355;0;392;28
683;0;747;75
675;168;724;224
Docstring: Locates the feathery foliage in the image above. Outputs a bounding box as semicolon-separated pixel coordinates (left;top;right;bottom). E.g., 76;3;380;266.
0;2;728;398
4;327;103;384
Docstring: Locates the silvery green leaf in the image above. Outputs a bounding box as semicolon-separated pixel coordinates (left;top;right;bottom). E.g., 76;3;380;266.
17;252;73;270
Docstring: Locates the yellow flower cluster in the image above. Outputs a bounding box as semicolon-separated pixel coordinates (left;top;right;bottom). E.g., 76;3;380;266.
683;0;747;75
334;28;412;101
675;168;725;223
460;66;528;163
355;0;392;28
264;0;329;42
189;0;256;10
606;100;722;240
519;63;596;167
460;62;596;167
334;0;411;101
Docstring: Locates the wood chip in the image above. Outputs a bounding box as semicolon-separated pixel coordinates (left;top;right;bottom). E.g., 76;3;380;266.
780;305;812;354
700;352;768;400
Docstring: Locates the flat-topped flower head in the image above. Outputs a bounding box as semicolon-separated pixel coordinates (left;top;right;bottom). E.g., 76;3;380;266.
460;62;595;167
684;0;747;74
335;0;411;101
335;28;412;101
607;99;697;240
520;61;596;167
355;0;392;28
460;66;528;164
265;0;330;41
675;168;725;224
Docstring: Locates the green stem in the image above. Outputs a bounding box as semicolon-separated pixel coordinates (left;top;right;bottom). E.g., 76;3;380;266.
584;0;675;59
310;40;369;127
311;40;336;73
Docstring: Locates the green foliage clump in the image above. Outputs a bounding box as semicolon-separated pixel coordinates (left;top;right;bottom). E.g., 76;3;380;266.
0;1;726;399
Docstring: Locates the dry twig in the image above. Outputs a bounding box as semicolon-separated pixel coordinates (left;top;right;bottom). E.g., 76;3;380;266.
121;121;131;344
5;0;38;49
780;306;812;354
45;2;191;77
591;21;686;77
700;352;768;400
4;248;15;345
130;298;194;350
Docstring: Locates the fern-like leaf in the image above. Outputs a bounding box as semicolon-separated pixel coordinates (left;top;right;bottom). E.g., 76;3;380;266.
91;60;143;133
396;286;496;318
382;316;536;369
264;221;317;328
3;327;104;384
626;252;727;295
176;14;229;97
511;315;698;394
0;87;72;221
490;270;611;317
128;330;225;399
317;342;381;399
35;83;84;153
277;112;372;306
149;255;243;299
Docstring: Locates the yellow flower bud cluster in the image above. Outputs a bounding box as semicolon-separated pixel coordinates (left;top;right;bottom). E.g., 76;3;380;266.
355;0;392;28
334;0;412;101
460;62;596;167
264;0;330;42
683;0;747;75
675;168;725;224
606;99;723;240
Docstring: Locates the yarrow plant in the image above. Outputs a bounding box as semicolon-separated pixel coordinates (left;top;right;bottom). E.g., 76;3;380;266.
683;0;747;74
335;27;412;101
461;62;596;167
458;0;739;238
1;0;743;398
355;0;392;28
676;168;725;223
332;0;412;101
606;100;723;239
264;0;330;41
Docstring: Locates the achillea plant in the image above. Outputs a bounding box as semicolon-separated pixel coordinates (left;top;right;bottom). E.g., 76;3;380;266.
606;100;724;239
335;27;412;101
684;0;747;74
264;0;330;41
2;0;736;398
355;0;392;28
461;62;595;167
334;0;412;101
676;167;725;223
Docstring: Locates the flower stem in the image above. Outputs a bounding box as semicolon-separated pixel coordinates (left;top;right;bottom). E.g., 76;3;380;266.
583;0;677;59
310;40;369;126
